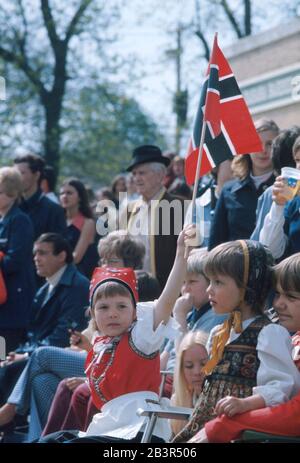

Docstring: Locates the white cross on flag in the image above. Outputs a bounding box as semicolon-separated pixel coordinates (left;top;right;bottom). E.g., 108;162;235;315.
185;34;262;185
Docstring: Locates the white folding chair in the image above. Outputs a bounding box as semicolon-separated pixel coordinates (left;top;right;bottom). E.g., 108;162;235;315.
137;370;192;443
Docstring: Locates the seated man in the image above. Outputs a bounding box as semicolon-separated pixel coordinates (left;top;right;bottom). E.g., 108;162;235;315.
0;233;89;406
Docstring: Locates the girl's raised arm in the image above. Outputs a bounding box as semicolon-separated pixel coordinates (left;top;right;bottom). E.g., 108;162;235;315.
153;225;196;329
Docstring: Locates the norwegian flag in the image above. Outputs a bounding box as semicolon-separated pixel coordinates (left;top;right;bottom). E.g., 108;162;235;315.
185;34;263;186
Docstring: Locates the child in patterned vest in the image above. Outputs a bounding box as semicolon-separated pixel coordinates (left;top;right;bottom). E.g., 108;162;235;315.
173;240;300;443
195;251;300;442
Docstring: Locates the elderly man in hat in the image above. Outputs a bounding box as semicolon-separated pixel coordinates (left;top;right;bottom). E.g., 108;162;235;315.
121;145;185;291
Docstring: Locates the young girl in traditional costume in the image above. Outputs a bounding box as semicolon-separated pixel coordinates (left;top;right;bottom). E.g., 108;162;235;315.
39;226;192;443
196;252;300;443
173;240;300;443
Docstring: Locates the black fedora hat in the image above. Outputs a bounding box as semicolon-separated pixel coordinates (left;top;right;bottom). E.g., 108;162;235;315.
126;145;170;172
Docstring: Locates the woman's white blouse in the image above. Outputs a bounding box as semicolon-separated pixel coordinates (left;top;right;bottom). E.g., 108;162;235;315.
207;318;300;407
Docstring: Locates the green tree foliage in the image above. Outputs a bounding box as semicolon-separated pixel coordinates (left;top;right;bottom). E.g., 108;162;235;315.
0;0;100;178
0;1;166;184
59;84;166;186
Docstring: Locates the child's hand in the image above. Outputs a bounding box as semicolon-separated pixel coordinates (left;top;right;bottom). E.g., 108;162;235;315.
188;427;209;443
215;396;248;417
293;334;300;345
178;224;196;243
65;377;86;391
272;176;290;205
184;224;197;244
187;224;202;248
69;330;92;352
178;224;199;256
173;293;193;320
1;352;27;367
7;352;27;363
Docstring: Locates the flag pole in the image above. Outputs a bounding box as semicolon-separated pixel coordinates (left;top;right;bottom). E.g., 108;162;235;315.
185;120;207;257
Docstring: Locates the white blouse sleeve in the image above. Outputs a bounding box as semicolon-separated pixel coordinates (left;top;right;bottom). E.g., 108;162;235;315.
259;202;288;259
253;323;300;406
131;301;182;355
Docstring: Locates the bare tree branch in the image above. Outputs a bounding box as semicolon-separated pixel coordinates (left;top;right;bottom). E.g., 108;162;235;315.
65;0;94;43
12;0;28;58
40;0;93;98
194;0;210;61
244;0;252;36
220;0;243;38
17;0;29;48
0;45;46;97
194;30;210;61
0;1;46;96
40;0;60;48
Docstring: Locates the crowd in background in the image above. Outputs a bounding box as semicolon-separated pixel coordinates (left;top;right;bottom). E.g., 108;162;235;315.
0;118;300;443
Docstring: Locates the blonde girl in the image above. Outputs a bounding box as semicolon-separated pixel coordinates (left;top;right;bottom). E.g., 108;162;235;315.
171;331;208;435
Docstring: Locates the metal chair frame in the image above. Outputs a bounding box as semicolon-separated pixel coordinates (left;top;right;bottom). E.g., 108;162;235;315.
137;370;192;443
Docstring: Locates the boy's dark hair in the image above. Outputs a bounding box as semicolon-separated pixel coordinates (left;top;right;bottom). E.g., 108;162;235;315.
35;233;73;263
135;270;161;300
272;126;300;173
14;153;45;175
42;165;56;191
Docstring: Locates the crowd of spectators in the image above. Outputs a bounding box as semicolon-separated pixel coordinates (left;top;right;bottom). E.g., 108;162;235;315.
0;121;300;443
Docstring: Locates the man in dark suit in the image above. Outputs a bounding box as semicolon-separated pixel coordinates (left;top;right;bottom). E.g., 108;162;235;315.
0;233;89;406
122;145;185;290
13;154;66;240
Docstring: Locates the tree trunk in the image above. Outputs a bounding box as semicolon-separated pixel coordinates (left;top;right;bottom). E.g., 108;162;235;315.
244;0;252;36
41;41;67;181
44;100;61;180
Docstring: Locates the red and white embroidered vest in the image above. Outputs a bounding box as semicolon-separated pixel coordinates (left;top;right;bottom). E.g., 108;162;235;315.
85;331;161;410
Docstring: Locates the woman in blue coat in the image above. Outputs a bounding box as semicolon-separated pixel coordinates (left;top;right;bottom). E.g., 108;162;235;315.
0;167;35;352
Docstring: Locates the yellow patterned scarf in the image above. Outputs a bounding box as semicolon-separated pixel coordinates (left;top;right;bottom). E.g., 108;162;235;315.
202;309;243;375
